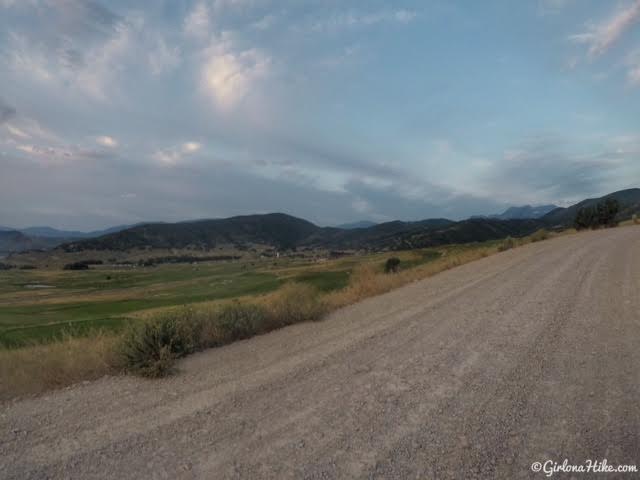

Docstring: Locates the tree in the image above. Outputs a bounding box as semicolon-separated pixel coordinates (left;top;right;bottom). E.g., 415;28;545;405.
574;198;619;230
574;206;596;230
601;198;619;227
384;257;401;273
63;262;89;270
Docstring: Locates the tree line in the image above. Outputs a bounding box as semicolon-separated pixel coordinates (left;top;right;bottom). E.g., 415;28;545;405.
574;198;619;230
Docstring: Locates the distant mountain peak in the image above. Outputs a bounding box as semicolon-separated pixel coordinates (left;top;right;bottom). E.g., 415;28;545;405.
336;220;377;230
490;204;558;220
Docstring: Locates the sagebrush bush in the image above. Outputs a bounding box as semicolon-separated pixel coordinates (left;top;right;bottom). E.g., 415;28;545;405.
384;257;401;273
498;236;516;252
266;283;325;328
216;302;269;342
529;228;549;243
117;285;327;377
118;310;200;377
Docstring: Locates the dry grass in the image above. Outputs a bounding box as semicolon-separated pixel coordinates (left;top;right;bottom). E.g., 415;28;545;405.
1;230;568;399
116;283;327;377
262;283;326;328
326;244;498;310
0;333;118;401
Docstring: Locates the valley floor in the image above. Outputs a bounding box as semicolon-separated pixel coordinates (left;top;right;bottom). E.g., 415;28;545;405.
1;226;639;479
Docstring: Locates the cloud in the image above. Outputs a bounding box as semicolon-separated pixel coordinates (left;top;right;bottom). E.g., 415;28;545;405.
570;0;640;58
538;0;574;15
201;42;271;109
3;2;183;102
482;135;640;204
182;141;202;153
307;9;417;33
184;2;210;39
4;6;132;101
13;142;112;165
6;124;29;138
0;98;16;124
96;135;118;148
2;113;59;143
625;49;640;86
344;178;502;222
152;141;202;166
148;37;181;75
252;14;277;30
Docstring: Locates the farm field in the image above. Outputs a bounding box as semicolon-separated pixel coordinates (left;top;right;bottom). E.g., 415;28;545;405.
0;247;448;348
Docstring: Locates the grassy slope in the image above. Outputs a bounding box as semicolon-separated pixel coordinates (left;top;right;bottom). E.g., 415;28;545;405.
2;229;577;400
0;248;442;347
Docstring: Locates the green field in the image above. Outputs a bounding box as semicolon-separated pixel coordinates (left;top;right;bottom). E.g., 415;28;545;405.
0;249;444;348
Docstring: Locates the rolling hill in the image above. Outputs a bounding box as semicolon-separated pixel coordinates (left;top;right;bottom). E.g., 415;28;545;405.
490;204;558;220
336;221;377;230
542;188;640;226
0;223;148;255
0;230;64;254
0;231;33;254
59;213;534;253
18;223;143;239
8;187;639;257
376;218;546;250
61;214;321;252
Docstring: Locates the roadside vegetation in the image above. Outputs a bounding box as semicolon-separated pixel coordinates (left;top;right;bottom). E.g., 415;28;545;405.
0;228;572;400
574;198;620;230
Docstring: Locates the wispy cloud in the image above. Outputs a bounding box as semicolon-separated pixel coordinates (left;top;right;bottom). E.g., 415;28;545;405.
148;37;181;75
0;98;16;124
3;3;181;102
570;0;640;58
200;40;271;109
625;49;640;86
184;1;210;39
307;9;417;33
483;135;640;204
96;135;118;148
152;142;202;166
538;0;574;16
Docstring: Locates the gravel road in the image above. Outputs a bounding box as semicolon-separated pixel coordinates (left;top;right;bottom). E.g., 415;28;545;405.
2;226;639;479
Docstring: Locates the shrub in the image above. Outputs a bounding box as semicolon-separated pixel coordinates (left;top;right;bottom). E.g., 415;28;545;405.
266;283;325;328
529;228;549;243
384;257;401;273
63;262;89;271
633;214;639;225
498;236;516;252
575;198;620;230
79;259;104;265
216;302;269;343
118;311;200;377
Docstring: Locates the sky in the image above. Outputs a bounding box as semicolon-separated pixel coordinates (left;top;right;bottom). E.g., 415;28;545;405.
0;0;639;230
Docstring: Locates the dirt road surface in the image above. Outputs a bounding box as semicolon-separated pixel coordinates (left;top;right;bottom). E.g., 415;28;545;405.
2;226;639;479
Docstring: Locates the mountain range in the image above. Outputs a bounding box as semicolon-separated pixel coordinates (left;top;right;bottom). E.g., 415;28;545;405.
0;224;143;255
3;188;639;256
489;204;558;220
336;221;378;230
0;223;142;239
